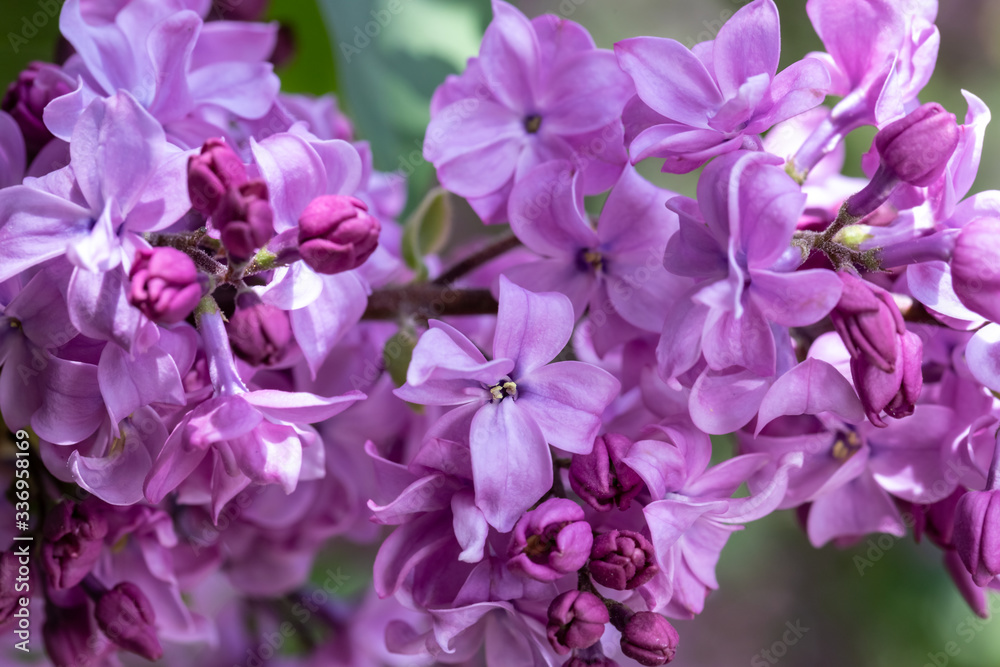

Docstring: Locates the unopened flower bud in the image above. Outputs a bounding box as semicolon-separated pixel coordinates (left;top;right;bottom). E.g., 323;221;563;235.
620;612;680;666
852;329;922;427
215;179;274;262
227;291;293;366
564;657;620;667
952;217;1000;322
589;530;658;590
508;498;594;582
187;137;247;217
2;62;72;158
569;433;644;512
95;582;163;661
829;273;901;373
41;501;108;590
954;490;1000;587
128;247;205;325
298;195;380;275
874;103;959;187
546;590;609;655
43;602;100;667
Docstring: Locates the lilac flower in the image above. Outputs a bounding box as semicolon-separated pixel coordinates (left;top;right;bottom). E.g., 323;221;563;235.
94;581;163;661
425;0;633;223
0;91;190;349
569;433;645;512
615;0;829;173
395;276;620;531
746;350;959;546
2;62;73;160
144;307;364;513
790;0;940;174
41;500;108;590
623;423;802;617
657;150;842;433
128;247;205;325
589;529;658;590
619;611;679;666
546;590;608;655
45;0;280;143
506;161;688;354
0;111;25;189
298;194;380;275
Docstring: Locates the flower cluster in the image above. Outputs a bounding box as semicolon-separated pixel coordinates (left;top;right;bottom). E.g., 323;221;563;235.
2;0;1000;665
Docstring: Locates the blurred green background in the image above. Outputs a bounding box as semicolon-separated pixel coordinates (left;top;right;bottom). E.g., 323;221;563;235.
2;0;999;665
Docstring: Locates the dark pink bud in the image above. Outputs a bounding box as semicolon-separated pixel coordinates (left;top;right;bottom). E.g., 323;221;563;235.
187;137;248;217
2;62;73;158
298;195;380;275
954;490;1000;587
589;530;658;590
41;501;108;591
227;292;294;366
215;179;274;262
829;273;902;373
569;433;644;512
95;582;163;661
43;602;100;667
952;217;1000;322
128;247;205;324
620;612;680;666
874;103;959;187
944;548;989;619
546;591;609;655
508;498;594;582
851;329;922;427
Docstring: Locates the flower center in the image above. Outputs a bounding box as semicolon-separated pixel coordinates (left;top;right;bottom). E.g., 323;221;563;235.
577;249;604;274
524;114;542;134
488;378;518;402
831;429;862;461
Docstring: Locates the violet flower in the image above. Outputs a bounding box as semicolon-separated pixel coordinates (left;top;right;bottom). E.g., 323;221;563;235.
615;0;829;173
395;276;620;531
546;590;608;655
424;0;633;223
507;498;593;582
569;433;644;513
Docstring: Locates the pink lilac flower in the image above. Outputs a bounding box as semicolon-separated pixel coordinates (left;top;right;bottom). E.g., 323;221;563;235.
424;0;633;223
615;0;829;173
657;150;843;433
506;160;688;354
395;276;620;531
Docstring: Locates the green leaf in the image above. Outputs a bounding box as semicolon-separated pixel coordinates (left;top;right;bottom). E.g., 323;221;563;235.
401;186;452;279
383;326;417;388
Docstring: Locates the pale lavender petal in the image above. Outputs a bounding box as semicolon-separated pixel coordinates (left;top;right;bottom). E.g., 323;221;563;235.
755;358;864;435
368;473;452;525
748;268;842;327
807;470;906;547
713;0;781;98
0;111;25;188
243;388;365;423
540;50;633;134
493;275;575;377
622;438;687;499
656;292;708;380
471;399;551;532
290;271;369;378
187;61;279;119
31;357;103;445
257;263;324;311
0;185;91;283
867;405;958;503
614;37;722;127
452;490;489;563
644;499;729;566
480;0;540;112
373;513;452;598
98;328;186;425
503;259;595;319
966;324;1000;392
67;265;141;350
251;133;324;231
407;326;514;386
229;421;301;493
700;294;775;376
516;360;620;453
746;57;831;133
689;367;772;435
718;452;803;523
507;160;596;256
